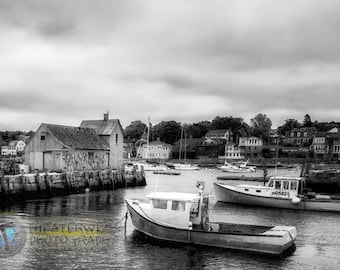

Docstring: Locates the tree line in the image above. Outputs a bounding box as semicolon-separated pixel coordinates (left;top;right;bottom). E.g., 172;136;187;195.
124;114;339;145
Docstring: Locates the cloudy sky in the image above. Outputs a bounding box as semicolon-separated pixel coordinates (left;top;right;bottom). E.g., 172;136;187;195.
1;0;340;131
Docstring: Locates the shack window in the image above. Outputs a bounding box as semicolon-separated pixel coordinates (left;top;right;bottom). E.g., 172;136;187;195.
283;181;290;190
115;134;118;144
291;181;298;191
172;201;185;211
152;199;167;209
41;135;45;140
275;181;281;190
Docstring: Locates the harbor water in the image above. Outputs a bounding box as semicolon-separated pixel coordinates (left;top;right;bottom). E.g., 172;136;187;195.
1;168;340;269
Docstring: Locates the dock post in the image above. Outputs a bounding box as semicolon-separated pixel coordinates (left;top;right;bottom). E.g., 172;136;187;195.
0;165;7;201
35;170;41;195
44;169;51;196
19;170;26;197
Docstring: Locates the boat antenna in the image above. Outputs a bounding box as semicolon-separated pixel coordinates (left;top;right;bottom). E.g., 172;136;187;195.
274;135;279;176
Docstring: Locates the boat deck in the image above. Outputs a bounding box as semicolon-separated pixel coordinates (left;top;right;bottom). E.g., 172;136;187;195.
219;223;273;235
193;222;273;235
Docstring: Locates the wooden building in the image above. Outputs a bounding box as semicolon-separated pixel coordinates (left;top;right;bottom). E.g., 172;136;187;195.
25;123;110;172
80;113;124;169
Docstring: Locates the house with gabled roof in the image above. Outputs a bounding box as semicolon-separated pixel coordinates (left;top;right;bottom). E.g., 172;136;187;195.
80;113;124;169
136;138;172;160
25;123;110;171
205;129;232;142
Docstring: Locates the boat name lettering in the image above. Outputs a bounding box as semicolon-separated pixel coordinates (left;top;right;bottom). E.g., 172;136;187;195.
271;191;288;196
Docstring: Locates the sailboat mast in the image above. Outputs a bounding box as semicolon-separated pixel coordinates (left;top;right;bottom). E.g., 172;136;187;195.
145;117;150;160
179;124;183;161
184;132;187;161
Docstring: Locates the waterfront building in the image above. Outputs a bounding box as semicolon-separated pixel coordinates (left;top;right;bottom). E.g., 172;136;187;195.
136;139;172;161
238;136;263;158
284;127;316;146
311;132;328;159
205;129;232;142
311;130;340;161
25;123;110;172
80;113;124;169
172;137;205;160
197;137;225;162
223;143;244;160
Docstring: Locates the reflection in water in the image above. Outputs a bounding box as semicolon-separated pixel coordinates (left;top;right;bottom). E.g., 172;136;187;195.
1;170;340;269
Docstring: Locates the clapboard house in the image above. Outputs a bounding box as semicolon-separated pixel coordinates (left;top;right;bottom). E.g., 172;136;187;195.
25;123;110;172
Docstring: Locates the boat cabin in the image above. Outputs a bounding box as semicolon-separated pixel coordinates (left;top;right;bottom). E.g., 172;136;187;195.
266;176;305;197
146;191;209;229
237;176;306;200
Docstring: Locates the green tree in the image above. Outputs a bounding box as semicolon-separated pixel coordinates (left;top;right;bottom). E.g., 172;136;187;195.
303;114;313;127
211;116;243;130
250;113;272;143
278;119;301;135
124;120;147;141
186;122;210;138
153;121;182;144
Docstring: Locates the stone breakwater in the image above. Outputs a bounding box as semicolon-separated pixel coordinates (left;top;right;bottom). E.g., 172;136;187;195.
0;168;146;204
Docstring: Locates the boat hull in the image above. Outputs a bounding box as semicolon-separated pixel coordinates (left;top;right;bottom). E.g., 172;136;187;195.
126;199;295;256
214;183;340;212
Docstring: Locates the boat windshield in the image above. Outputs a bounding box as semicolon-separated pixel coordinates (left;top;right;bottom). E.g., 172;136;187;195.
172;201;186;211
291;181;298;191
152;199;168;209
275;181;281;190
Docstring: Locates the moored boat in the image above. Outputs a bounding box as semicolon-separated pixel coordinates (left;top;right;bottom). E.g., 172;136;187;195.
214;176;340;212
219;161;256;173
126;182;297;256
172;163;200;170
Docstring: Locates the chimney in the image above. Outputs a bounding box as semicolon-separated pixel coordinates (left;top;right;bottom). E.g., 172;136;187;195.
103;112;109;122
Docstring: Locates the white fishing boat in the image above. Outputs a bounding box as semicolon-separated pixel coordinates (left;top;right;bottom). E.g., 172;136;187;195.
172;163;200;170
214;176;340;212
126;182;297;256
220;161;256;173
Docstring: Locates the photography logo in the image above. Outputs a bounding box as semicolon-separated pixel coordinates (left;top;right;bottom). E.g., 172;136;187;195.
0;216;26;258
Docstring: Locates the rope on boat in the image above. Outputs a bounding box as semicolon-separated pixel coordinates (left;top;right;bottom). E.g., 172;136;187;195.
108;212;129;231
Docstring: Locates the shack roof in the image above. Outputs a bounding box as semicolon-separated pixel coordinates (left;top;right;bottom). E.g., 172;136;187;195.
80;119;123;136
44;123;109;150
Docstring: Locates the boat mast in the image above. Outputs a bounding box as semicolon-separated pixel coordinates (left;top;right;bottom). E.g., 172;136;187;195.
179;124;183;162
184;131;187;161
145;117;150;160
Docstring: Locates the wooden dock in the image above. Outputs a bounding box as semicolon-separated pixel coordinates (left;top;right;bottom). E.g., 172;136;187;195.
153;171;181;176
216;175;268;182
0;167;146;204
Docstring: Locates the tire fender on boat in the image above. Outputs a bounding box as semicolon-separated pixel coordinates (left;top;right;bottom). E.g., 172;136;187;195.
291;197;301;205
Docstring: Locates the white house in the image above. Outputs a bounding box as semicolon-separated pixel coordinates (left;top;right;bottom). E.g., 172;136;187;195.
205;129;232;142
223;143;245;160
137;139;172;160
1;140;26;156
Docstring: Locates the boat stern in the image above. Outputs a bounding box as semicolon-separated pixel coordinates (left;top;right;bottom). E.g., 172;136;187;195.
260;225;297;255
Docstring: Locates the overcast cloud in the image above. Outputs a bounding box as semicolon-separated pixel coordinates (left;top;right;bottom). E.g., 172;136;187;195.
1;0;340;131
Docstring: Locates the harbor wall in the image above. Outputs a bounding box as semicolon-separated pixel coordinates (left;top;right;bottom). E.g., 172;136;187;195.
0;166;146;204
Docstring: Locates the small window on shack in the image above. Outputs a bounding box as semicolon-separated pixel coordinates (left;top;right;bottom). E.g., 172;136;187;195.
291;181;298;191
283;181;290;190
152;199;168;209
275;181;281;190
172;201;185;211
